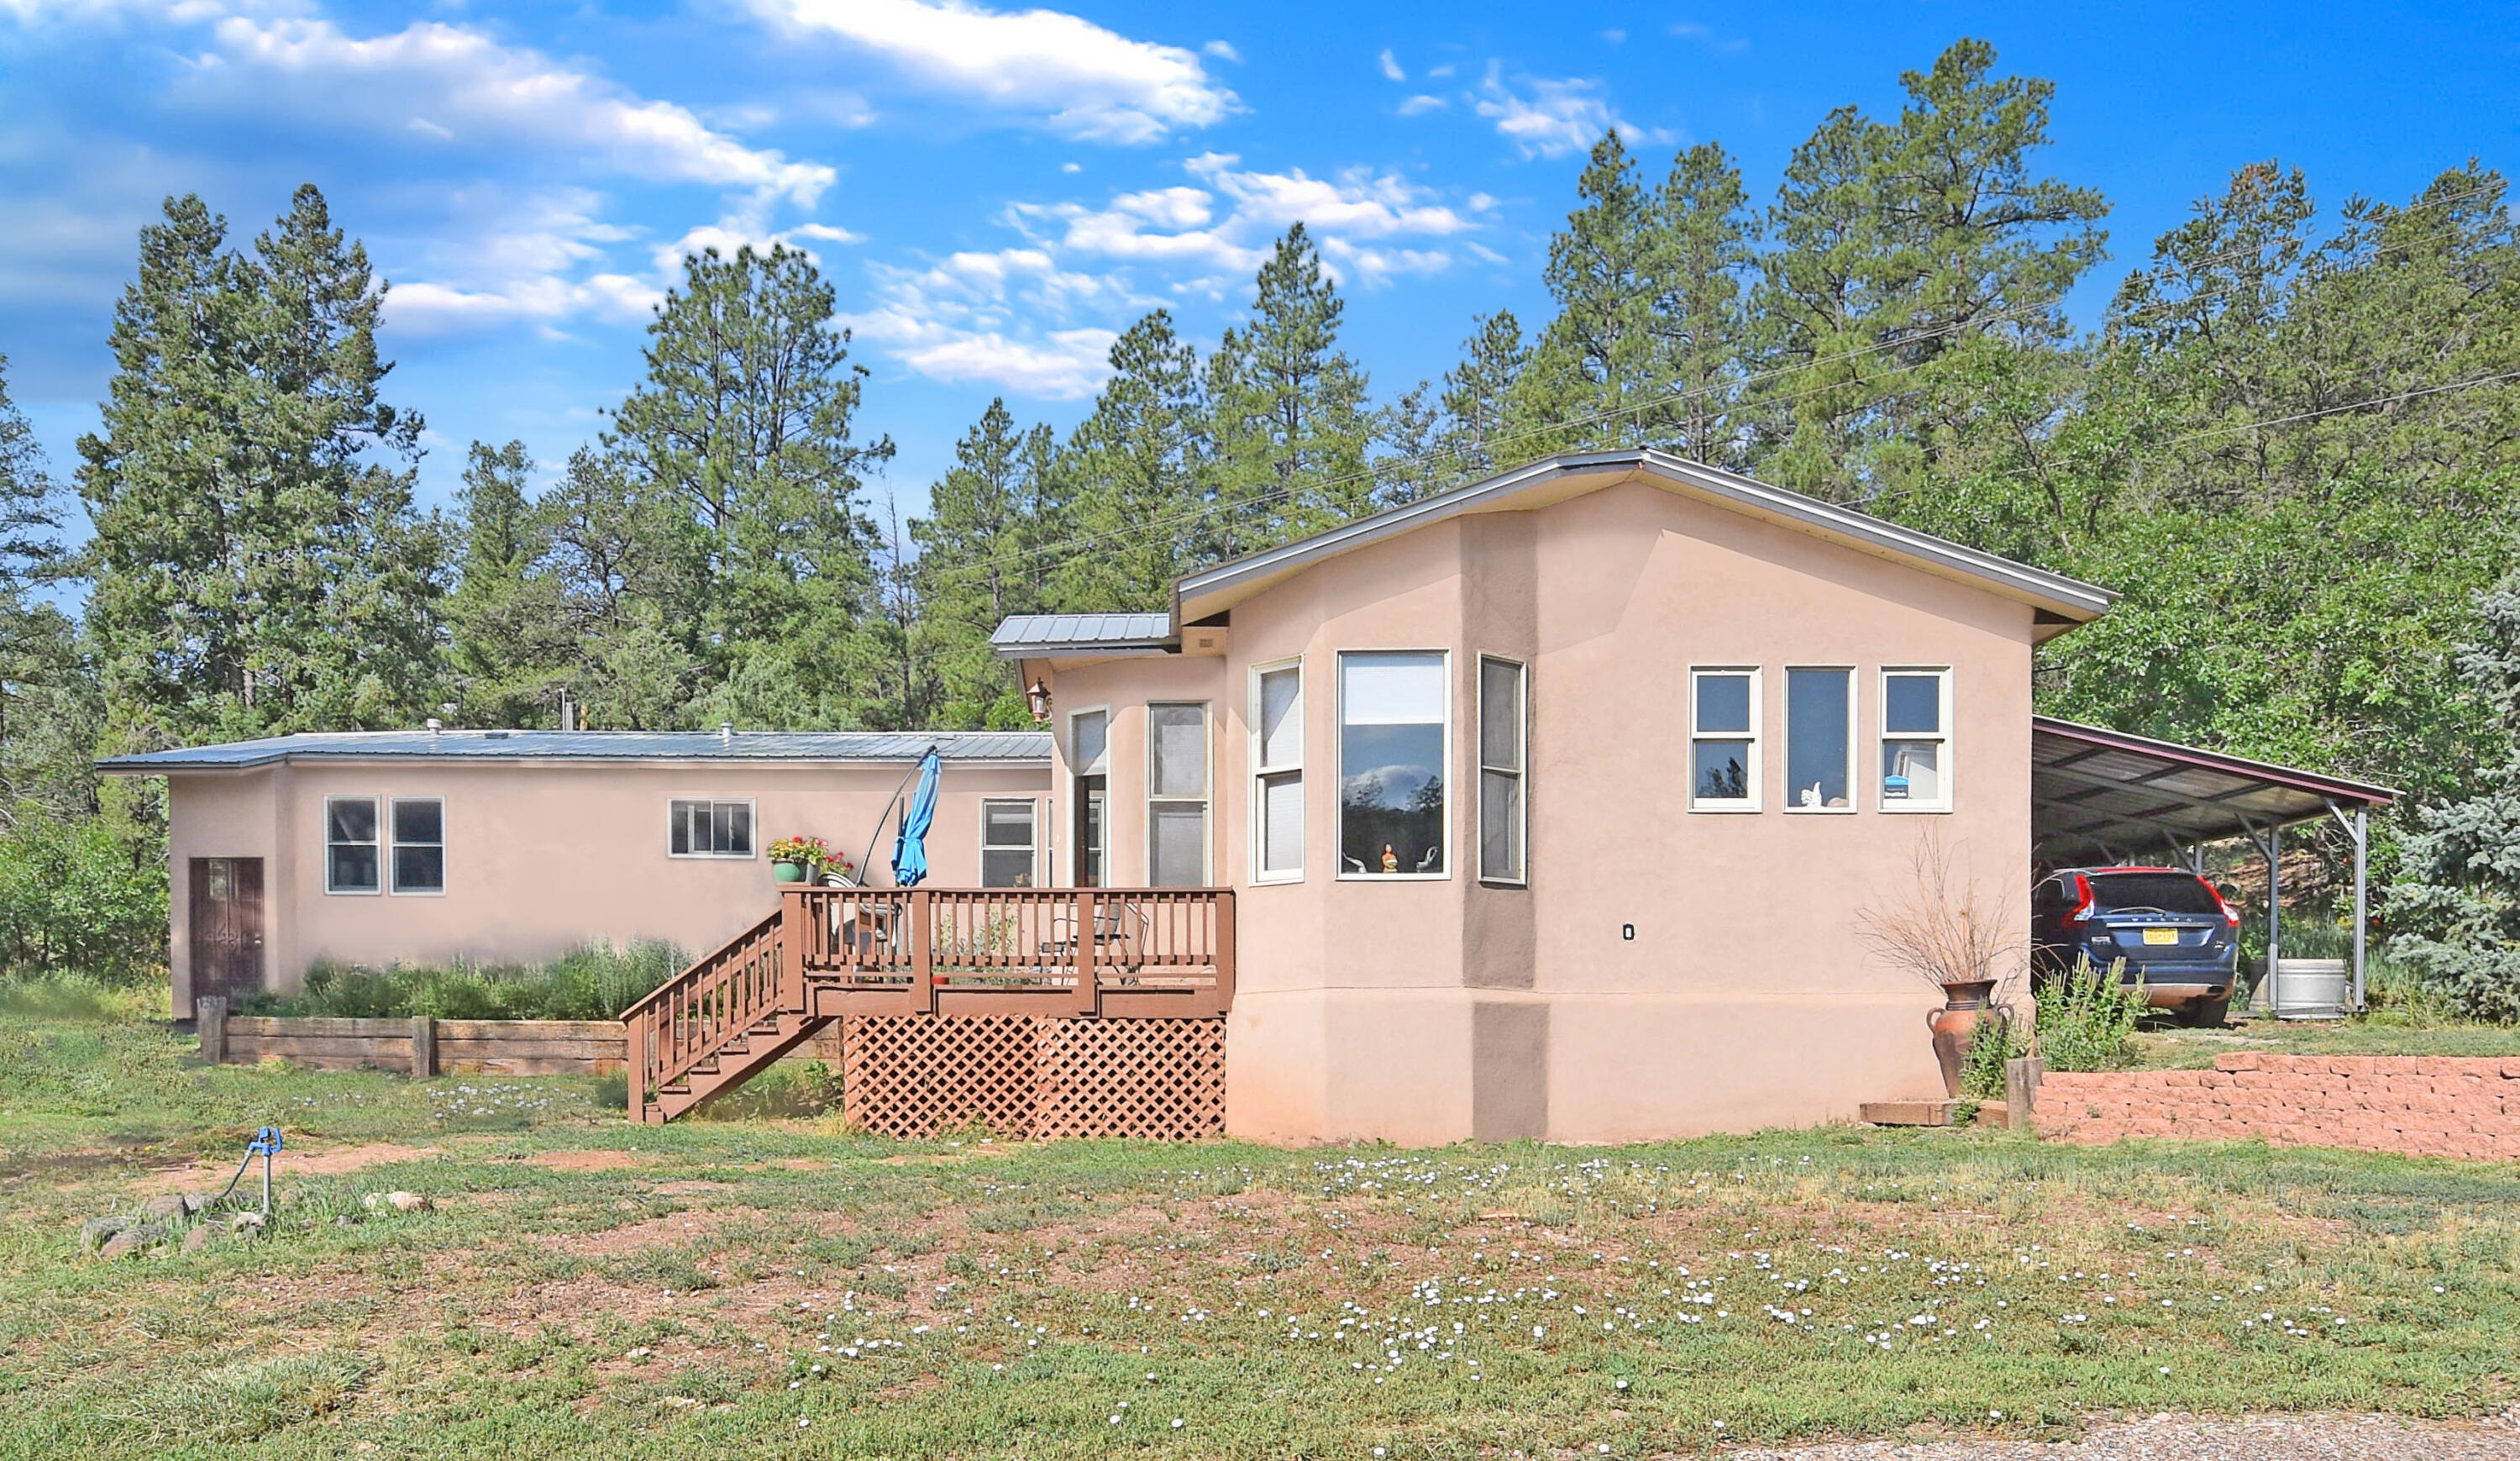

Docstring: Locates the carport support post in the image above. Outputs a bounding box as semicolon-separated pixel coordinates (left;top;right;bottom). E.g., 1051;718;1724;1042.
2263;826;2281;1015
2351;806;2369;1013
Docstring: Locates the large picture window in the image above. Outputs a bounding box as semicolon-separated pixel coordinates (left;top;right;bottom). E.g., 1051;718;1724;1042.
669;799;754;858
1340;651;1447;877
1785;667;1855;812
1689;669;1760;811
1147;702;1210;886
391;798;445;894
1478;655;1526;883
1881;667;1953;812
325;796;381;894
1252;662;1304;882
980;799;1038;886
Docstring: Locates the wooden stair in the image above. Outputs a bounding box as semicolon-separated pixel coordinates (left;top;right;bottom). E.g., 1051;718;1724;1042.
622;907;823;1124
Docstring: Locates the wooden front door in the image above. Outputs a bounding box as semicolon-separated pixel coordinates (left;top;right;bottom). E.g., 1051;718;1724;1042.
189;857;265;1002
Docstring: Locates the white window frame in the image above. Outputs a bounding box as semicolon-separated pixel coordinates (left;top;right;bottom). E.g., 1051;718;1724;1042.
1879;665;1956;813
1249;659;1305;885
666;797;758;859
978;797;1041;887
1146;701;1212;886
1067;705;1111;887
1782;665;1859;814
1336;648;1452;881
1476;654;1527;886
388;796;446;897
323;794;382;896
1687;667;1762;813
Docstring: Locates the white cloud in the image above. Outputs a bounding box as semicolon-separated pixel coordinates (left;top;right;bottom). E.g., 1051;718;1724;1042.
1669;21;1749;54
1473;63;1671;160
848;245;1142;397
1377;47;1404;81
182;15;834;205
1008;154;1483;289
1201;39;1238;62
1396;93;1446;117
381;188;662;337
747;0;1237;145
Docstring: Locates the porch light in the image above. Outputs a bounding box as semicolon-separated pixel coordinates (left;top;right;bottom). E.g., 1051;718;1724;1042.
1026;676;1053;723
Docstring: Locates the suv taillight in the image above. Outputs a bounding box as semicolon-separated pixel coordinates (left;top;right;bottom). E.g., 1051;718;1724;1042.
2208;880;2243;928
2067;873;2095;923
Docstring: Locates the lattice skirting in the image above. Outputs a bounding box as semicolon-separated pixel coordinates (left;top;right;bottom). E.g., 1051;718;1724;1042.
838;1015;1225;1140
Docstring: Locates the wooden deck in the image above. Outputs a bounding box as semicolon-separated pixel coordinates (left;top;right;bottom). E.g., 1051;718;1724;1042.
622;886;1234;1123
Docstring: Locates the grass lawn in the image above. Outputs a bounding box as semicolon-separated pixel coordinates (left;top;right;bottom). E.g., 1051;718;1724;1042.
4;1001;2520;1459
2134;1014;2520;1069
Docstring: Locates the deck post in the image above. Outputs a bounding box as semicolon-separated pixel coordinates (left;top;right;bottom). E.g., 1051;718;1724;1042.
1212;890;1236;1017
1074;889;1099;1016
196;996;228;1064
911;890;936;1016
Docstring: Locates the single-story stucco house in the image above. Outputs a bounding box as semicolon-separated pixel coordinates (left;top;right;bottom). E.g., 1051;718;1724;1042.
107;448;2199;1143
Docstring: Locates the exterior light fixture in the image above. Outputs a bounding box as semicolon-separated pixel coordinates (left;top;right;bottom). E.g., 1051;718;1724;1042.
1026;677;1053;723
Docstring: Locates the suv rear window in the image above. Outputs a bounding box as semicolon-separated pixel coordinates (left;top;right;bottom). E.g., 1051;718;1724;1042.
2087;873;2222;915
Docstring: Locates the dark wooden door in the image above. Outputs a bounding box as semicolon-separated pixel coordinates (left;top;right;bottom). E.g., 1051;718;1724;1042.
189;857;265;1001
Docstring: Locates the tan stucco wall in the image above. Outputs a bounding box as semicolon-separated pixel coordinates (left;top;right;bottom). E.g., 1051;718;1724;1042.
1037;476;2038;1145
164;758;1049;1001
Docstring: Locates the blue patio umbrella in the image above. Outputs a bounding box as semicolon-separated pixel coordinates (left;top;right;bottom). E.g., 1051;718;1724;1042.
890;748;942;886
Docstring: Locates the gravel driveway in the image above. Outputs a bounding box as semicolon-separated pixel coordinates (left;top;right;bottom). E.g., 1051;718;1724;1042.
1732;1412;2520;1459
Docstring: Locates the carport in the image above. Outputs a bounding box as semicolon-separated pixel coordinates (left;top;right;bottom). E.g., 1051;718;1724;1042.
2030;715;2399;1012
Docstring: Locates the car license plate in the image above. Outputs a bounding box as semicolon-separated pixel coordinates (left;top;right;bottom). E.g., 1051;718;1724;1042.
2141;928;2179;946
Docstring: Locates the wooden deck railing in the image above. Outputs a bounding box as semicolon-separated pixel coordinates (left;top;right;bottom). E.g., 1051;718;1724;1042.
785;886;1234;1018
619;907;789;1122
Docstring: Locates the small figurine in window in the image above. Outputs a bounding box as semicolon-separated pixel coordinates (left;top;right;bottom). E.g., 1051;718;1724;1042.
1381;843;1400;874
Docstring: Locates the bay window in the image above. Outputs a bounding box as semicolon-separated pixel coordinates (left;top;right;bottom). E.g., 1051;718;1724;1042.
1147;702;1210;886
1478;655;1525;883
1339;651;1446;877
1252;662;1304;882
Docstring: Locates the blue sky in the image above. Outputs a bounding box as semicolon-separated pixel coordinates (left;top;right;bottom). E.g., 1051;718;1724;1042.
3;0;2515;534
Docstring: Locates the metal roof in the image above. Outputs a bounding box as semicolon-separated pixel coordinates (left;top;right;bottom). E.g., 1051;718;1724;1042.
97;728;1053;774
990;612;1175;657
1174;450;2118;634
2031;715;2397;865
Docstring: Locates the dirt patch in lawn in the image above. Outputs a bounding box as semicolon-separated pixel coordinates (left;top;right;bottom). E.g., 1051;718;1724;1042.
135;1142;448;1192
527;1148;650;1172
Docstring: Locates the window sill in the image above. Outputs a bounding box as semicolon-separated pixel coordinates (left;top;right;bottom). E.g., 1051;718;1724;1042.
1476;876;1529;889
1878;804;1954;814
323;886;383;896
1335;871;1451;883
1688;803;1762;814
1783;806;1858;815
1250;872;1305;886
668;852;759;860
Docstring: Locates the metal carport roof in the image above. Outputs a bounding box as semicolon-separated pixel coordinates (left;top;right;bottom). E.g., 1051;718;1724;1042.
2031;715;2400;1014
2031;715;2397;867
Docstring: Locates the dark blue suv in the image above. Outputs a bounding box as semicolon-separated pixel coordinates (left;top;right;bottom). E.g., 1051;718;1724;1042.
2031;867;2241;1027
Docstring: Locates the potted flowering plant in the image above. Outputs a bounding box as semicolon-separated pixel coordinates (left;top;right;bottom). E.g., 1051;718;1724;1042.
819;848;860;886
767;835;830;884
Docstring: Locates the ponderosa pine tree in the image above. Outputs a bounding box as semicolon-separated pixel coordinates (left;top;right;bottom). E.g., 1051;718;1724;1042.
80;187;447;750
1512;132;1666;455
445;439;573;728
1651;144;1761;468
1204;225;1376;552
1755;39;2107;501
911;399;1057;727
607;244;892;725
1436;310;1530;478
1051;311;1207;612
0;356;86;822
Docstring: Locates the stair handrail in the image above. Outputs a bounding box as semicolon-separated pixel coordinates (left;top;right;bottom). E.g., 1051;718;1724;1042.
623;907;790;1115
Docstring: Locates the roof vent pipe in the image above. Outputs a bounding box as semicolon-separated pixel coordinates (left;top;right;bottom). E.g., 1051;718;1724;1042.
719;721;733;746
425;717;442;738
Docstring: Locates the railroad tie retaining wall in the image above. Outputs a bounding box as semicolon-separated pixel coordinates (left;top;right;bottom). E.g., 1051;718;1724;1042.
2036;1054;2520;1161
197;998;843;1079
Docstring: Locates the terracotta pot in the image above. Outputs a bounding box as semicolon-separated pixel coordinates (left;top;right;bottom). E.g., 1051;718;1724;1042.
1928;979;1999;1099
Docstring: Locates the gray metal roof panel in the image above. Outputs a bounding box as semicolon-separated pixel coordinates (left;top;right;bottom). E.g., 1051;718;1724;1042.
97;728;1053;773
990;612;1174;654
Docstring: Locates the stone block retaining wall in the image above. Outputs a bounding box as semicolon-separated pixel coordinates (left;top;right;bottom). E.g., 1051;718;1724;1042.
2036;1054;2520;1161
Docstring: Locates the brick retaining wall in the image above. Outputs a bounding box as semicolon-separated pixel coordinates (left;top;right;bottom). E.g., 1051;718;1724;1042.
2036;1054;2520;1161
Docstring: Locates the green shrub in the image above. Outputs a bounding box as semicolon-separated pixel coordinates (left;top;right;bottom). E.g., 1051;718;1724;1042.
244;940;684;1022
2034;959;2146;1072
0;807;167;985
1960;1013;2027;1100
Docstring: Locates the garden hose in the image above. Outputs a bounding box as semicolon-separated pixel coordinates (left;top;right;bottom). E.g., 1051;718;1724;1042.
206;1126;282;1216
